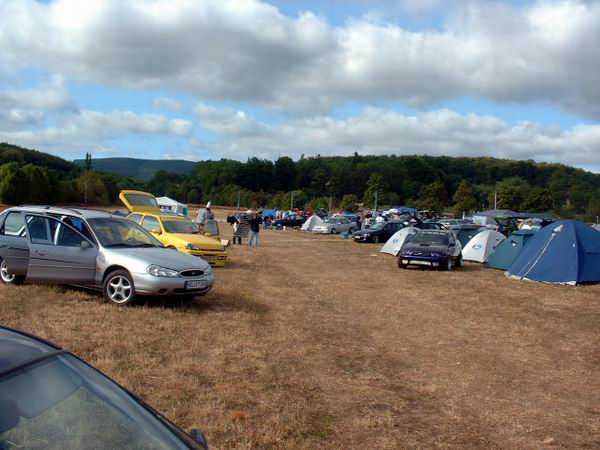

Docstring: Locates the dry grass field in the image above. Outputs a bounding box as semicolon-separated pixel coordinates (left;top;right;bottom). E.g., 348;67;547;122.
0;207;599;449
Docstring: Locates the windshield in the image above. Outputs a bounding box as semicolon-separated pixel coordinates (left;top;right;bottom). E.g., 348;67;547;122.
162;219;199;234
0;354;201;450
408;232;449;245
87;218;161;248
368;222;386;230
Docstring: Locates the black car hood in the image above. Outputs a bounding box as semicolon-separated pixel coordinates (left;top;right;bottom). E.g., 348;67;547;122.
355;228;382;235
402;243;448;254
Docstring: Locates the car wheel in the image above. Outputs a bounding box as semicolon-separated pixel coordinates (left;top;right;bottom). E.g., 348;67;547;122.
0;259;24;285
372;235;379;244
398;258;407;269
103;270;136;305
455;255;463;268
445;258;452;271
330;228;337;234
348;228;354;234
167;245;177;250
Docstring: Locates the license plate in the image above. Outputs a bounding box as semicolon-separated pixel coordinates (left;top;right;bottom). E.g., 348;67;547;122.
185;280;207;290
411;260;432;266
200;255;216;261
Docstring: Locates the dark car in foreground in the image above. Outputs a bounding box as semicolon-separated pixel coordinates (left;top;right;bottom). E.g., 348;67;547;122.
398;230;462;271
272;214;307;228
353;221;404;243
0;326;209;450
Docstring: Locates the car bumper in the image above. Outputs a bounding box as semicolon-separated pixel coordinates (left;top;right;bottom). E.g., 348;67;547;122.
131;272;215;296
399;255;449;267
181;249;228;267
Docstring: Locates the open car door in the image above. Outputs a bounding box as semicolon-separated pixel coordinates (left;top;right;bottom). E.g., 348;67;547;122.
118;190;161;215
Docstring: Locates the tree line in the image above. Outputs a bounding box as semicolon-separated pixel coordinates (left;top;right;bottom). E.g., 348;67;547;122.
1;142;600;219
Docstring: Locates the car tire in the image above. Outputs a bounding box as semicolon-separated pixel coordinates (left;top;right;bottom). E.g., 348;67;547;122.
348;228;354;234
331;228;337;234
445;258;452;271
103;270;136;306
372;235;379;244
0;258;24;285
455;255;463;268
398;258;407;269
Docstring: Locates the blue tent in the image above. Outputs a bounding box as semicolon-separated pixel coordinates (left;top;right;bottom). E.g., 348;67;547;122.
487;230;536;270
507;220;600;285
261;209;277;219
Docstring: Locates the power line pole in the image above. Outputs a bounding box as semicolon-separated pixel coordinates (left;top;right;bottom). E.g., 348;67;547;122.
374;191;378;212
290;191;294;210
236;191;241;211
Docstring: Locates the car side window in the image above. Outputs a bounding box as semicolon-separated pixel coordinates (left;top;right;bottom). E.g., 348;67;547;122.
141;216;160;232
26;216;58;245
1;212;26;237
62;217;95;242
56;224;87;247
128;213;142;224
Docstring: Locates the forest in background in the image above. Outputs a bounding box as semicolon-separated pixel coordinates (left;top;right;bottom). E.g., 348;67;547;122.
1;142;600;219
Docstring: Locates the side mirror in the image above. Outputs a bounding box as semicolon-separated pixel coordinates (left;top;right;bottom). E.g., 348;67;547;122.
81;240;92;249
189;429;208;450
151;228;162;235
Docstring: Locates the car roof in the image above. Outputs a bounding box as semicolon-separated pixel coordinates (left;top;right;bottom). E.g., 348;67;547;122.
6;205;121;220
0;327;60;374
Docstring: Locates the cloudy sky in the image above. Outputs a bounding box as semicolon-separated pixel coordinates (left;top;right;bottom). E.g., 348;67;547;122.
1;0;599;170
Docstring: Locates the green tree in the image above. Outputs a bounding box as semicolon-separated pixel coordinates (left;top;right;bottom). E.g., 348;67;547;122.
339;194;359;212
452;180;477;217
362;173;389;209
84;152;92;171
0;163;28;204
417;180;446;213
491;177;529;210
520;188;553;212
307;197;330;211
272;156;297;192
22;164;55;203
76;170;108;205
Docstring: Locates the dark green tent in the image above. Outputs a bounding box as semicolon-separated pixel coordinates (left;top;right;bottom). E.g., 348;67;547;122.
486;229;537;270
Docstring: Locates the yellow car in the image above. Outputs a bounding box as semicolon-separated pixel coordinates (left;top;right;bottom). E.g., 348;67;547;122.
119;190;228;267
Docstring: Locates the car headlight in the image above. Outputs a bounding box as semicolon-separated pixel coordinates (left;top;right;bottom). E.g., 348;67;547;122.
147;264;180;277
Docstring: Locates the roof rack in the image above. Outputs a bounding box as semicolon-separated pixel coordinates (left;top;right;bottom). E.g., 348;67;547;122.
18;205;83;215
74;207;115;216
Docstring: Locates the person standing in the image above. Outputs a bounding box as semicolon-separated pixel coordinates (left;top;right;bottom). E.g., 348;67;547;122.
195;201;213;234
247;210;262;247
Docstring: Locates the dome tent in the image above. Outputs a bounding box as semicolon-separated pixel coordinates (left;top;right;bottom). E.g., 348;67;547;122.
380;226;418;256
462;229;505;263
486;229;537;270
507;220;600;285
301;215;323;231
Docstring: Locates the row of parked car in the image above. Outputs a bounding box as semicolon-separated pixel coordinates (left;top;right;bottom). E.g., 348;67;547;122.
0;191;223;306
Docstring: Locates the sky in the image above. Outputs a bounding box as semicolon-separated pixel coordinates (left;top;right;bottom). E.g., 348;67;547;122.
1;0;600;170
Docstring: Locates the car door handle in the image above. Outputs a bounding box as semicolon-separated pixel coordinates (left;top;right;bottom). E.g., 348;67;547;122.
35;250;46;257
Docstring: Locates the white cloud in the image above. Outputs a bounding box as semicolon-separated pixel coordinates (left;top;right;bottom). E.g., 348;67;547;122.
0;109;192;154
191;104;600;167
153;96;183;111
1;0;599;118
0;75;74;112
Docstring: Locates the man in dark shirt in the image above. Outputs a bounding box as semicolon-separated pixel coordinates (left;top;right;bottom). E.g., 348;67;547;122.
247;210;262;247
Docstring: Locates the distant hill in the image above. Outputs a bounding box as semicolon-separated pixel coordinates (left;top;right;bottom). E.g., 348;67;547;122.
73;157;196;180
1;142;77;175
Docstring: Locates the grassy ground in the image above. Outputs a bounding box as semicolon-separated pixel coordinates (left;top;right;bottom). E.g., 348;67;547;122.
0;208;598;449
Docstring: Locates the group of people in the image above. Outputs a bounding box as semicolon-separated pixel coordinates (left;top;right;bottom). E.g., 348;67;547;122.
195;202;263;247
226;210;262;247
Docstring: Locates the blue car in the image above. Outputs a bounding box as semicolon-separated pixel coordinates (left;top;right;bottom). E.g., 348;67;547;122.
0;326;209;449
398;230;463;271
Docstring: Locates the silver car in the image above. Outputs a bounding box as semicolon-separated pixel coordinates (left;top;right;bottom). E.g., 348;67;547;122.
312;217;356;234
0;206;214;305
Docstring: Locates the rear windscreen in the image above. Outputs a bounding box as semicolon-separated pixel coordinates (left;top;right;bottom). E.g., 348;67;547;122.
124;194;158;208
